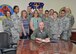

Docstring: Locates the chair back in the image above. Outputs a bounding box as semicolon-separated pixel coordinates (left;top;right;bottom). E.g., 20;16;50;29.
0;32;9;48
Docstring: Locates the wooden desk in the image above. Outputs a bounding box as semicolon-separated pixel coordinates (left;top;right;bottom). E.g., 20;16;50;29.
71;32;76;41
16;40;73;54
71;29;76;41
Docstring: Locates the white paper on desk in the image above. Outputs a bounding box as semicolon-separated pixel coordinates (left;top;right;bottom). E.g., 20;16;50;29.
0;20;4;32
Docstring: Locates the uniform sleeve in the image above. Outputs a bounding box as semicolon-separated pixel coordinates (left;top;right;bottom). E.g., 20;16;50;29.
64;18;70;31
11;15;15;24
47;30;52;38
2;19;6;31
31;29;37;40
58;19;63;35
70;15;75;27
2;19;10;31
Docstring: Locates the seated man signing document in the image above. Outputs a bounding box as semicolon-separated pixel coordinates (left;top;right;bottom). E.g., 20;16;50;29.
31;22;51;43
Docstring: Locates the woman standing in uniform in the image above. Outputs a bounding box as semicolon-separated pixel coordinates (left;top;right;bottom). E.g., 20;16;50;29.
11;5;22;43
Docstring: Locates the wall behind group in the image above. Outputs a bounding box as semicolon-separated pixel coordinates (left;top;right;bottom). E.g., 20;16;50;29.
0;0;76;28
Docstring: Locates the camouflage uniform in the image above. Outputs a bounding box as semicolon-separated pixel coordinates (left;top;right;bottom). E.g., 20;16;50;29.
11;13;22;43
59;16;70;40
2;17;13;35
66;14;75;37
49;18;61;40
2;17;13;44
27;13;33;22
42;17;50;32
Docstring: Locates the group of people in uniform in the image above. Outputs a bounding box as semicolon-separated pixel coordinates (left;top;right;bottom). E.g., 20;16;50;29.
2;5;75;44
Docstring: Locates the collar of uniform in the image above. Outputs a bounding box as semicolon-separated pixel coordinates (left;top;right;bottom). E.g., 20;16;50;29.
38;28;46;33
14;13;19;17
7;17;11;20
60;16;66;20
